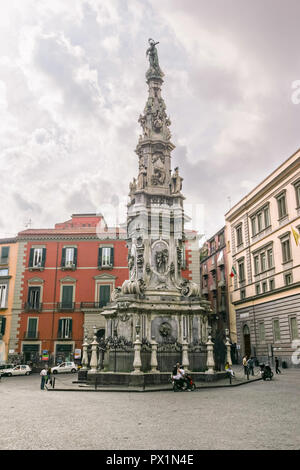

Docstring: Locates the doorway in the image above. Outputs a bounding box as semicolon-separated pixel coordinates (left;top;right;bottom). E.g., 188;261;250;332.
243;324;251;358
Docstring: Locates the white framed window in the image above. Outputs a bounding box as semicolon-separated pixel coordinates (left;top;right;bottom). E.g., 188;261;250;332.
65;248;75;267
102;247;112;267
33;248;43;268
0;284;7;308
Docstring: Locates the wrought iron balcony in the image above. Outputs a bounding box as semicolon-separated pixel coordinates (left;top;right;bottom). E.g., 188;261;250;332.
56;331;73;340
24;302;43;312
56;302;75;312
23;331;40;340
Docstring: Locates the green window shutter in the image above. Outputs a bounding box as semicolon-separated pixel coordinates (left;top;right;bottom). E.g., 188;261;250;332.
29;248;34;267
61;248;66;267
99;285;111;308
98;247;102;268
62;286;73;307
28;318;37;335
73;248;78;267
42;248;46;267
110;247;114;267
0;316;6;335
69;319;73;336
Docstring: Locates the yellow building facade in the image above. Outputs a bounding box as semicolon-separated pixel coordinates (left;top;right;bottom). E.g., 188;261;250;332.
225;148;300;366
0;238;19;363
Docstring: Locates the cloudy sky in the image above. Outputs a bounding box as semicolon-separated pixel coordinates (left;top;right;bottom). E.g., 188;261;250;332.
1;0;300;241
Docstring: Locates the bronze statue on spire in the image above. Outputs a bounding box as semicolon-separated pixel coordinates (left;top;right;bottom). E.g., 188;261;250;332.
146;38;164;79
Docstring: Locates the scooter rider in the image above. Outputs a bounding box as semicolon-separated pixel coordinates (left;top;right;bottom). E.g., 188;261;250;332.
172;363;185;388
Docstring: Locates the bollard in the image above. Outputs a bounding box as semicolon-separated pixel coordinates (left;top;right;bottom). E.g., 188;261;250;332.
52;377;55;389
247;368;249;381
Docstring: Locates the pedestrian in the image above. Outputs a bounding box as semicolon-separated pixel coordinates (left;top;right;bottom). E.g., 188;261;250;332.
242;355;248;376
225;362;235;377
275;357;281;374
47;367;52;387
247;357;254;376
40;367;47;390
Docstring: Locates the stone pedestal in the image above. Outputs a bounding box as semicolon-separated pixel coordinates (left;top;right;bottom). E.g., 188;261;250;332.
205;329;215;374
132;336;142;375
89;330;99;374
150;338;159;373
81;336;89;371
181;339;190;372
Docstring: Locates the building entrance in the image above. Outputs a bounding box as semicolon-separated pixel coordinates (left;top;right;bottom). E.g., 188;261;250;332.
243;325;251;357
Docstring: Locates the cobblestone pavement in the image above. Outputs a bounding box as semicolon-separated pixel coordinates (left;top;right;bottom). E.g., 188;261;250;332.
0;368;299;450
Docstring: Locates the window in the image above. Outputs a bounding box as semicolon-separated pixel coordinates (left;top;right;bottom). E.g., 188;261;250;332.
58;318;72;339
293;179;300;208
218;232;225;247
27;287;41;310
236;225;243;246
0;269;8;277
262;281;267;293
276;192;287;219
0;284;7;308
284;273;292;286
273;319;281;342
240;289;246;300
238;259;245;282
264;206;270;228
255;284;260;295
251;204;271;236
27;318;38;339
0;316;6;336
98;247;114;268
61;247;77;269
281;238;291;263
258;322;265;341
29;248;46;268
267;248;273;269
0;246;9;264
269;279;275;291
290;317;299;340
210;240;216;253
99;285;111;308
254;255;259;275
61;285;74;309
260;252;266;272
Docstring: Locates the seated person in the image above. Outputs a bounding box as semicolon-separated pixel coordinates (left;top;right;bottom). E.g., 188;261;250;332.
225;362;235;377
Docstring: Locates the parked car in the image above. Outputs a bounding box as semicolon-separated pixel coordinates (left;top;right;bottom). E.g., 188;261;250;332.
1;365;32;377
51;362;78;374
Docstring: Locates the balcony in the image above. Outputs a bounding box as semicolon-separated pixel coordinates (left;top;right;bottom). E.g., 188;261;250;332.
24;302;43;313
56;331;73;340
61;262;76;271
23;331;40;340
57;302;75;312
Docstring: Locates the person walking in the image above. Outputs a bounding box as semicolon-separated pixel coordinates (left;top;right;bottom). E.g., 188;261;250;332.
275;357;281;374
242;355;248;376
247;357;254;376
40;367;47;390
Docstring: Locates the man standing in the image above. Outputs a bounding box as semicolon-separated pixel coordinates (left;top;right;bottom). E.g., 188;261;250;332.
247;357;254;376
40;367;47;390
275;357;281;374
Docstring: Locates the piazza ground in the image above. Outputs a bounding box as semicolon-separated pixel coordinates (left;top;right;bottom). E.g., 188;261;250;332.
0;367;299;450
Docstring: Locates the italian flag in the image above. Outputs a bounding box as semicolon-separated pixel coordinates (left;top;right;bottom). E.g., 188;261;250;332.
230;266;237;278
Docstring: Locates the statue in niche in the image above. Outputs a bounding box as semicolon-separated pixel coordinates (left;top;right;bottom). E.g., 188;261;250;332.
137;164;147;190
171;167;183;194
152;167;166;186
138;114;150;137
155;249;169;274
128;238;137;280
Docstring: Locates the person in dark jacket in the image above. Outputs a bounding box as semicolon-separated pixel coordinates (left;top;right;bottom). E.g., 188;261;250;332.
275;357;281;374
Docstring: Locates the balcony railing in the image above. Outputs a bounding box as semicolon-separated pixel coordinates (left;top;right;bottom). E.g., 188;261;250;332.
23;331;40;340
56;331;73;340
24;302;43;313
56;302;75;312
